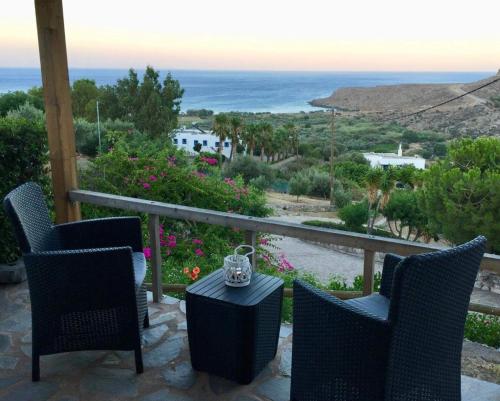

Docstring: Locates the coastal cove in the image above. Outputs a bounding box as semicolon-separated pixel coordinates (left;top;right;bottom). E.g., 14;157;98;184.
0;68;493;113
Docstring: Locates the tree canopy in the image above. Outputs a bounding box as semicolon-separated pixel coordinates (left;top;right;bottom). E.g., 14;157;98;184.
420;137;500;252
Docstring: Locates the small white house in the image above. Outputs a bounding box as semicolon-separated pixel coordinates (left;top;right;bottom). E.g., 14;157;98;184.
172;126;232;158
363;144;426;169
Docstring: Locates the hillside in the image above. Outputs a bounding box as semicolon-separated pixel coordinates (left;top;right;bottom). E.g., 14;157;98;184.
311;71;500;136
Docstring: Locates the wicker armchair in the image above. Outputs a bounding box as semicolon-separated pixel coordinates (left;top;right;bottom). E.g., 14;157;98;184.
291;236;486;401
3;182;149;381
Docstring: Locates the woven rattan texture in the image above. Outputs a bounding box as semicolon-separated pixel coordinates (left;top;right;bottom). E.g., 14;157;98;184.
291;237;486;401
3;182;148;381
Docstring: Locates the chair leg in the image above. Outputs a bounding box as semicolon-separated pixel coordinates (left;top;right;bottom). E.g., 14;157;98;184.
134;346;144;374
143;312;150;329
32;352;40;382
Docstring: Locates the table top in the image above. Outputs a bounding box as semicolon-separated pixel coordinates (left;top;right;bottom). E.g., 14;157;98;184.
186;269;284;306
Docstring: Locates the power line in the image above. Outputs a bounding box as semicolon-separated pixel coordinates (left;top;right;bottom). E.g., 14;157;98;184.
380;76;500;123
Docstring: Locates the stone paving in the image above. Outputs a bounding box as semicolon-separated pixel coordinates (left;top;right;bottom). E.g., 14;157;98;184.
0;281;499;401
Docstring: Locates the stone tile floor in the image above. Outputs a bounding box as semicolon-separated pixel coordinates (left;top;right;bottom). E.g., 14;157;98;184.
0;281;499;401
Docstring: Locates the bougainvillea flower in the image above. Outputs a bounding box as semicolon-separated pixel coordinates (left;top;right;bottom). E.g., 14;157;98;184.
143;247;152;259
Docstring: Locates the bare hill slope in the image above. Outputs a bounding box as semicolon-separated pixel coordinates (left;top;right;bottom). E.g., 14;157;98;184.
311;71;500;136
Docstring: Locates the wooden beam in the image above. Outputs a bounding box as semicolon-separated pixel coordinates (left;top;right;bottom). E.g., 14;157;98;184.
363;250;375;296
148;214;163;302
35;0;80;223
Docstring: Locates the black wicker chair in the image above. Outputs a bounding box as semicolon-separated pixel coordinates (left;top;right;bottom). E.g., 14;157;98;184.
291;236;486;401
3;182;149;381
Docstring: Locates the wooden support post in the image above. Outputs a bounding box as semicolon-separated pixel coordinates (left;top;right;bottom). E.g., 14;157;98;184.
35;0;80;223
148;214;163;302
363;250;375;296
244;230;257;269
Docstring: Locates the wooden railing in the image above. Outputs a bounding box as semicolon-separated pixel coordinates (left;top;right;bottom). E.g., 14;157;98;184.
69;189;500;315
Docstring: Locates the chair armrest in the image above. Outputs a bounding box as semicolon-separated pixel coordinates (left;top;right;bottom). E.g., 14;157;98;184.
380;253;404;298
24;247;138;316
54;217;143;252
291;280;391;401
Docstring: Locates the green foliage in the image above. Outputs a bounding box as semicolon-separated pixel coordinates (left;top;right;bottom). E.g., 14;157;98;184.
289;172;311;201
73;67;184;138
304;168;330;198
334;160;370;185
6;102;45;123
383;190;430;241
302;220;393;238
464;313;500;347
79;139;271;291
223;155;275;184
0;116;49;263
72;79;99;121
0;90;44;117
332;181;352;209
186;109;214;117
420;137;500;253
338;201;369;231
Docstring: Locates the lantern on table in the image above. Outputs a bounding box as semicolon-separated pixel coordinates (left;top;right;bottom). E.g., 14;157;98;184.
223;245;255;287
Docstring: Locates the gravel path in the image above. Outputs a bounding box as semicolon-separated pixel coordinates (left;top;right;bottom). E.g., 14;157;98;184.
264;214;382;285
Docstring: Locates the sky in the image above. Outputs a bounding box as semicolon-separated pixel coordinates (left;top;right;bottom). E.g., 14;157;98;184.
0;0;499;71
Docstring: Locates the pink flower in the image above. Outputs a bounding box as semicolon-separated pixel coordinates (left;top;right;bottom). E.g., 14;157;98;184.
195;248;204;257
143;247;152;259
192;239;203;245
168;156;177;166
167;235;176;241
260;238;269;245
262;254;270;264
143;183;151;189
167;241;177;248
149;175;158;182
235;194;241;200
224;177;235;186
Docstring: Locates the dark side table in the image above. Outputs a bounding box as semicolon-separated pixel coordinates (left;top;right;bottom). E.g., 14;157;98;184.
186;268;284;384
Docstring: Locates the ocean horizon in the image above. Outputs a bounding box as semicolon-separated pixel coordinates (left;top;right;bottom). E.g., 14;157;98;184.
0;68;494;113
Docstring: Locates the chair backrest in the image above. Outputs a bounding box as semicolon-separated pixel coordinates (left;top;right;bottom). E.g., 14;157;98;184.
3;182;55;253
385;236;486;400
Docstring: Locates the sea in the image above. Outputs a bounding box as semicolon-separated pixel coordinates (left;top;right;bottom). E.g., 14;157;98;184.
0;68;493;114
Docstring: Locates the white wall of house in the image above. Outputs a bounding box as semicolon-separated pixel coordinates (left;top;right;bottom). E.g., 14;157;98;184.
363;152;426;169
172;127;232;158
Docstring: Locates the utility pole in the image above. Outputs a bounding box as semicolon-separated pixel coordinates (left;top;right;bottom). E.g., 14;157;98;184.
96;100;102;153
329;107;336;206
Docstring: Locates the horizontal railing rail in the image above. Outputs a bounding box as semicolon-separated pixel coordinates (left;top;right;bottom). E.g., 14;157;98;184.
69;189;500;315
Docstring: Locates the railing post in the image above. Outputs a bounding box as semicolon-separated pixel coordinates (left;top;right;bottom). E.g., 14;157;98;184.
244;230;257;269
148;214;163;302
363;249;375;296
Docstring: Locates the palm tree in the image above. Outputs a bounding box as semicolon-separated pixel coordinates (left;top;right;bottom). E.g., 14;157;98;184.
364;167;384;234
284;123;299;159
242;123;258;156
228;116;243;162
257;122;273;162
213;113;229;158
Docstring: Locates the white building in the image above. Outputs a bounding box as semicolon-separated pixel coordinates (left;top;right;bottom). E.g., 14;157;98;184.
172;126;232;158
363;144;426;169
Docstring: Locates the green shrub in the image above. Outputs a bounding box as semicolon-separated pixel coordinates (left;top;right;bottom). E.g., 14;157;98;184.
338;201;369;230
0;116;49;263
332;181;352;208
289;172;311;201
74;118;99;156
249;175;271;190
302;220;393;238
307;169;330;198
6;102;45;123
223;155;275;184
464;313;500;347
79;140;271;287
